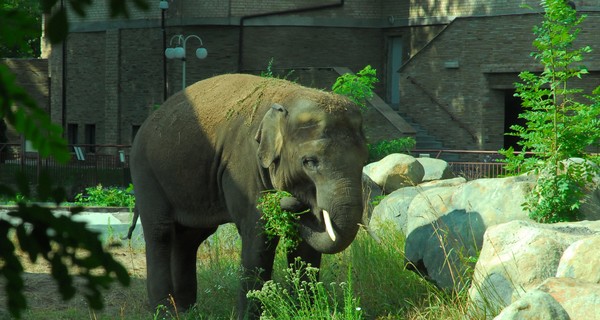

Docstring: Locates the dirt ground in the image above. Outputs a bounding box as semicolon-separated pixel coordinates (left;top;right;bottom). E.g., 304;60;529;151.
0;224;242;319
0;245;150;319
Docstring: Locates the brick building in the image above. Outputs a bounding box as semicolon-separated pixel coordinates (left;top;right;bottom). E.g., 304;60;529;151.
42;0;600;152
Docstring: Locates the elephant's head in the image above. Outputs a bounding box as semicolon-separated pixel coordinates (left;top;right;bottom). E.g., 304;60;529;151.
255;94;368;254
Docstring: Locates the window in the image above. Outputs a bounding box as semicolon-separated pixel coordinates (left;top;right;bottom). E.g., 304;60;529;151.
85;124;96;153
131;125;141;143
67;123;78;145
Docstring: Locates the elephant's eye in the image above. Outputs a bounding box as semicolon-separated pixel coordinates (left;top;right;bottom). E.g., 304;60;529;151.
302;157;319;170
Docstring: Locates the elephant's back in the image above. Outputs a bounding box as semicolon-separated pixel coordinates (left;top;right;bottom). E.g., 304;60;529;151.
146;74;351;140
130;74;304;213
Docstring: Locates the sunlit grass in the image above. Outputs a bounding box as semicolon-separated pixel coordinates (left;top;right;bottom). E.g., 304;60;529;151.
12;220;485;319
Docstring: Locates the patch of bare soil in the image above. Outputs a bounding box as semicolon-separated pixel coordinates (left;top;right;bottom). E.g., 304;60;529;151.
0;245;149;319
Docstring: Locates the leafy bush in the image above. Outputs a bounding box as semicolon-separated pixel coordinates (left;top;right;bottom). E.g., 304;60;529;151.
75;183;135;208
368;137;416;162
257;190;306;252
332;65;379;111
499;0;600;223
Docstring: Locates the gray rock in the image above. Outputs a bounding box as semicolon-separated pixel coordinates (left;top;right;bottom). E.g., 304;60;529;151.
402;175;535;289
363;153;424;193
493;290;569;320
580;186;600;221
469;220;600;318
537;277;600;320
362;172;384;223
556;235;600;283
416;157;454;182
369;177;466;234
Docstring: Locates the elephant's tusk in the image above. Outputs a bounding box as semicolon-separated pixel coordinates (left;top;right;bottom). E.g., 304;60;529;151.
322;210;336;242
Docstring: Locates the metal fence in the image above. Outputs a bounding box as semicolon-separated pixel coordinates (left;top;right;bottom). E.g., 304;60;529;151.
1;144;516;197
1;144;131;197
412;149;517;180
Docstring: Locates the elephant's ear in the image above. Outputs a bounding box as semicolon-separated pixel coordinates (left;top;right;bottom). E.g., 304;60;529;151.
255;103;288;168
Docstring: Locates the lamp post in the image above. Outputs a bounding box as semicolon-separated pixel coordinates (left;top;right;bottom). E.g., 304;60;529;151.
159;0;168;100
165;34;208;91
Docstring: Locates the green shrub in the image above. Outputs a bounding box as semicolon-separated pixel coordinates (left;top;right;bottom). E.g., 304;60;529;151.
332;65;378;111
499;0;600;223
75;183;135;208
368;137;416;162
247;259;362;320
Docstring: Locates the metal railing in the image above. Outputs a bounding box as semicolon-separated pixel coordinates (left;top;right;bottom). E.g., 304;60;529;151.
1;144;131;197
1;144;518;196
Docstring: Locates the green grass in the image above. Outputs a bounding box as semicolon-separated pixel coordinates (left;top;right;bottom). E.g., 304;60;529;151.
12;219;483;319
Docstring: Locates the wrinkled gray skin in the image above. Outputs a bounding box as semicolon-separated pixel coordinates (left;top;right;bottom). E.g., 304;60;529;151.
129;74;368;319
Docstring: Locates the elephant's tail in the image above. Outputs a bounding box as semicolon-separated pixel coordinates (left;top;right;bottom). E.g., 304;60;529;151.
122;207;140;240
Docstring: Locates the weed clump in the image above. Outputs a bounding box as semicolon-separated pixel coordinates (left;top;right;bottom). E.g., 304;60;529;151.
247;259;362;320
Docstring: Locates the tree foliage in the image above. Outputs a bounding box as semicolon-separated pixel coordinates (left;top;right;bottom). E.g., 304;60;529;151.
1;0;148;317
499;0;600;223
0;0;42;58
332;65;378;111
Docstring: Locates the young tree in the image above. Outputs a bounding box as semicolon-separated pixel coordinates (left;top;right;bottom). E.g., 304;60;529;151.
0;0;147;317
332;65;378;111
0;0;42;58
500;0;600;223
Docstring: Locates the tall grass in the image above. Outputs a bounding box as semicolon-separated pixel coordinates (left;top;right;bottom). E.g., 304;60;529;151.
13;220;485;319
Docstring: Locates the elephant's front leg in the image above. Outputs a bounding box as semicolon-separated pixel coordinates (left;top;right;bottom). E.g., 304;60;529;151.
238;226;278;320
280;197;323;274
287;240;323;291
287;240;322;269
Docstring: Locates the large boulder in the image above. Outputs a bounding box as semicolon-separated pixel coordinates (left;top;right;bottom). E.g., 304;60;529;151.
363;153;424;193
556;235;600;283
369;177;466;233
469;220;600;318
493;290;570;320
416;157;454;182
536;277;600;319
580;182;600;221
401;175;535;289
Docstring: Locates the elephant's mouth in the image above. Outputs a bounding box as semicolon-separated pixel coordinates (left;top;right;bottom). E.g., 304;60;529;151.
279;194;361;254
279;196;336;242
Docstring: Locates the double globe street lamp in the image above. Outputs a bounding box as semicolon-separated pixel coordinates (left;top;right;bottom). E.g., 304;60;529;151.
165;34;208;91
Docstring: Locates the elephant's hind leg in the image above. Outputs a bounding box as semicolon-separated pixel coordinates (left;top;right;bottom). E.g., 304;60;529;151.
171;224;217;311
133;171;175;311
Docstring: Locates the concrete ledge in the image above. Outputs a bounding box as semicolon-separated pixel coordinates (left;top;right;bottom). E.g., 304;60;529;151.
0;206;144;247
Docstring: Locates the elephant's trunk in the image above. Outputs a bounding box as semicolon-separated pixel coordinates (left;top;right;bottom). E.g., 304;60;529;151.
298;180;364;254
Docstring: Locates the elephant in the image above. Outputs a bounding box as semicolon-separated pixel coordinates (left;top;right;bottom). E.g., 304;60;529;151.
128;73;368;318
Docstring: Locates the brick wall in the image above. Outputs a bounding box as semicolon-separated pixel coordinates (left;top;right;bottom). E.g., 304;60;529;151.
65;32;105;144
240;26;383;75
58;25;384;146
51;0;600;151
119;28;164;145
399;13;600;151
68;0;579;25
1;59;49;143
